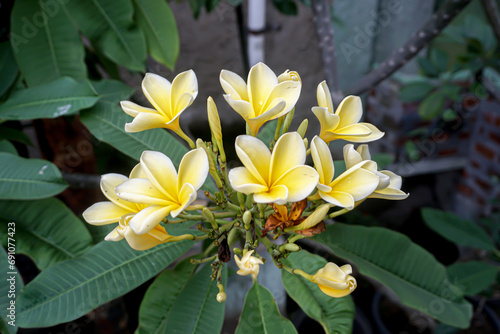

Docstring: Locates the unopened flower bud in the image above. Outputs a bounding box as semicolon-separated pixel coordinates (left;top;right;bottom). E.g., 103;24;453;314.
284;243;300;252
216;292;226;303
297;119;308;138
278;70;301;83
243;210;252;226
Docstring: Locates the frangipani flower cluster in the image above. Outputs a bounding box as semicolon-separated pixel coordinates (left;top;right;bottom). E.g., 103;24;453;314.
83;62;408;302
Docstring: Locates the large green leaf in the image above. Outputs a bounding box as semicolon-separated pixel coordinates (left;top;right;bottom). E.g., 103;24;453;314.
314;224;472;329
80;100;187;163
0;77;99;120
10;0;87;87
257;120;278;146
421;208;496;251
447;261;499;296
133;0;179;70
418;90;445;120
90;79;135;103
235;282;297;334
0;141;17;155
0;198;93;269
0;126;32;146
66;0;147;71
282;251;355;334
138;261;227;334
0;153;67;199
0;42;18;97
0;246;23;334
399;81;435;102
16;234;197;327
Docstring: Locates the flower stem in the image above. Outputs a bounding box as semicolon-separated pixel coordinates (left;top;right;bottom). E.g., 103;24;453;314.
329;208;349;219
174;127;195;149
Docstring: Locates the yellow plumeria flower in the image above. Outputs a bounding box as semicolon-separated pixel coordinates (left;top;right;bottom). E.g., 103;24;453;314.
220;62;301;136
343;144;409;200
312;81;384;143
82;172;171;251
229;132;319;205
115;148;209;235
312;263;357;298
234;250;264;279
310;136;379;209
120;71;197;146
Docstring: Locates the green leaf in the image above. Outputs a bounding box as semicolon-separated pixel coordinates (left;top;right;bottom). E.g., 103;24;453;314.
133;0;179;70
440;84;461;101
272;0;299;15
10;0;87;87
418;91;445;120
138;261;227;333
314;223;473;329
66;0;147;71
282;251;355;334
0;141;17;155
421;208;496;251
0;246;23;334
16;234;197;327
90;79;135;103
372;153;394;168
80;100;187;164
137;258;196;334
399;81;435;102
0;198;93;270
257;120;278;147
447;261;499;296
429;48;449;73
0;77;99;120
418;57;439;77
0;126;32;146
0;42;18;98
0;153;67;199
235;282;297;334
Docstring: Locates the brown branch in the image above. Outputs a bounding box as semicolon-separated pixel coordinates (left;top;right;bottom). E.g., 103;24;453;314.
481;0;500;44
345;0;472;96
311;0;342;105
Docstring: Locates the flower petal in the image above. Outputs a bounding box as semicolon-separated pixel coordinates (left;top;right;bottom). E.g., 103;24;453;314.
228;167;268;194
173;93;194;117
223;94;255;120
253;184;289;205
115;178;173;206
234;135;271;185
382;170;402;189
171;183;197;217
140;151;178;201
125;112;168;133
319;191;355;209
312;107;340;132
123;224;170;250
370;187;409;200
316;81;334;113
129;205;175;234
262;80;301;116
83;202;131;225
343;144;363;169
335;95;363;128
333;123;372;137
273;165;319;203
100;173;136;211
270;132;306;182
311;136;335;185
105;227;123;241
177;148;209;191
120;101;157;117
247;62;278;114
170;69;198;112
330;162;379;201
220;69;248;100
246;99;286;135
129;163;147;179
142;73;172;118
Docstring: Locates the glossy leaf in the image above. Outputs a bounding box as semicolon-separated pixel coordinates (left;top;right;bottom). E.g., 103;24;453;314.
421;208;496;251
0;246;23;334
0;141;17;155
90;79;135;103
0;77;99;120
314;223;472;329
0;198;93;270
133;0;179;70
66;0;147;71
16;234;197;327
257;120;278;147
0;42;18;97
0;126;32;146
282;251;355;334
447;261;499;296
0;153;67;200
235;282;297;334
399;81;435;102
138;261;226;334
10;0;86;86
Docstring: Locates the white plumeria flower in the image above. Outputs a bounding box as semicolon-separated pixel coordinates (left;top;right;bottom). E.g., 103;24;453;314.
234;250;264;279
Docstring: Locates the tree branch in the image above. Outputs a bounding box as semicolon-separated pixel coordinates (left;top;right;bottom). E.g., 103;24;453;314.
345;0;472;96
311;0;343;105
480;0;500;44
